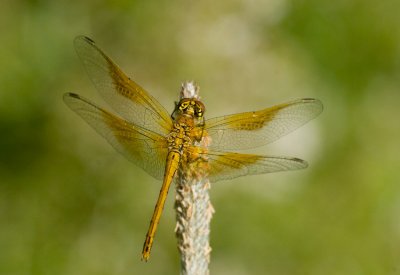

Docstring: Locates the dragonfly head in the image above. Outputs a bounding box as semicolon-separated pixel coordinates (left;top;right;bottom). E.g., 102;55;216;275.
172;82;206;122
175;98;205;119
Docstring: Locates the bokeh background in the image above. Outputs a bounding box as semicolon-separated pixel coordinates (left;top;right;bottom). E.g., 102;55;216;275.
1;0;400;274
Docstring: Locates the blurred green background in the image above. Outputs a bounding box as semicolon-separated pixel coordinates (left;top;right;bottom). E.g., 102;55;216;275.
1;0;400;274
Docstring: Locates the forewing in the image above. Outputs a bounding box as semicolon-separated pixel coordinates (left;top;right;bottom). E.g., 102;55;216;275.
205;98;323;151
204;151;308;182
63;92;168;180
74;35;172;135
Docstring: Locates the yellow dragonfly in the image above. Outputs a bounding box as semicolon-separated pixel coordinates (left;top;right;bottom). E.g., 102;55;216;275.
64;36;323;261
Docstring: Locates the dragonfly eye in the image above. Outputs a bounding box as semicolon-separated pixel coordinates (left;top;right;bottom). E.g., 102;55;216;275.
195;102;205;117
196;109;203;117
179;101;189;110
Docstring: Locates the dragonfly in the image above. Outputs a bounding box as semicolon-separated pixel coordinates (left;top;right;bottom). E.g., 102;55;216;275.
63;36;323;261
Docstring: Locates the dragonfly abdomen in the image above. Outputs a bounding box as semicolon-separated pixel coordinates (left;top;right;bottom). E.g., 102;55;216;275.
142;150;181;261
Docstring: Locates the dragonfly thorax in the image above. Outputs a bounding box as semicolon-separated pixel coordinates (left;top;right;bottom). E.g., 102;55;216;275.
168;122;192;152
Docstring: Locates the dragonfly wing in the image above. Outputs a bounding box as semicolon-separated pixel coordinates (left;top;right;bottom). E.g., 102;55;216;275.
204;151;308;183
64;92;168;180
74;36;172;136
205;98;323;151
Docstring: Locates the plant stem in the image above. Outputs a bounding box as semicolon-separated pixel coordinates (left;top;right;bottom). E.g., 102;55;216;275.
175;171;214;275
174;82;214;275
